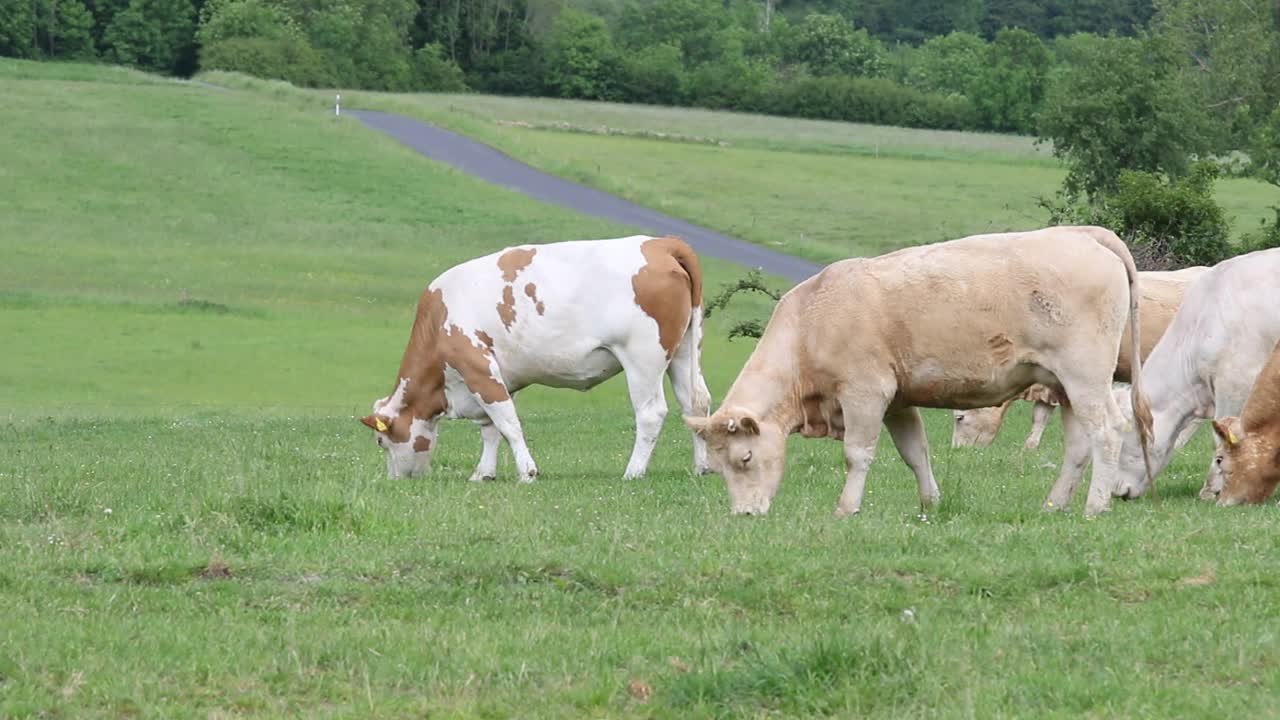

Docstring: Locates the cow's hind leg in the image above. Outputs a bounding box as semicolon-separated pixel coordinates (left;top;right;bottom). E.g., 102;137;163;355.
1058;379;1124;517
667;320;712;475
884;406;940;506
469;420;501;482
617;347;670;480
1023;402;1054;450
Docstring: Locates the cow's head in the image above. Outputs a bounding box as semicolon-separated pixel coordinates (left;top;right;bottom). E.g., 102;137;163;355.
1112;386;1165;499
951;405;1007;448
360;379;440;479
686;408;787;515
1212;417;1280;506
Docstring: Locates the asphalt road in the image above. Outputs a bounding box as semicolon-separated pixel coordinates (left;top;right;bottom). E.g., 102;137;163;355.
350;110;823;282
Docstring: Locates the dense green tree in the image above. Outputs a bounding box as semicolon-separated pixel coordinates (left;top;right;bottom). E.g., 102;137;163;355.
543;7;616;98
616;41;685;104
1151;0;1280;149
102;0;195;72
903;30;985;96
787;12;885;77
0;2;36;57
197;0;297;44
971;27;1048;133
1038;33;1210;197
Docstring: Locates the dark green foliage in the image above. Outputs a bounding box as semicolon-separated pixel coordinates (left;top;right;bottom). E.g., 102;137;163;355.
760;74;978;129
1041;163;1231;269
412;42;467;92
704;269;782;341
103;0;196;73
542;8;617;100
971;28;1049;133
199;35;336;87
787;12;886;77
1038;33;1210;198
616;42;686;105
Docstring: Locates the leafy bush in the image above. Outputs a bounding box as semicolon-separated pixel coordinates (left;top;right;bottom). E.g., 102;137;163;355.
468;46;545;97
411;43;466;92
759;74;977;130
542;8;618;100
1041;163;1230;269
616;42;686;105
684;55;773;111
787;13;886;78
199;36;336;87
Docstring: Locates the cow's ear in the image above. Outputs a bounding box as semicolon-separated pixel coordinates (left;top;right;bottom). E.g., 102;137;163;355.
684;416;712;436
1212;418;1241;446
738;415;761;436
361;415;389;433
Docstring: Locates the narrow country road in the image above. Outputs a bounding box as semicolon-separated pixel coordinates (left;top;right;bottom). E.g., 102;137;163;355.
350;110;823;282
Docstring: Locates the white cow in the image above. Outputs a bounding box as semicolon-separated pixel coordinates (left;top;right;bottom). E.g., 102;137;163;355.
686;226;1153;518
1112;248;1280;500
361;235;712;482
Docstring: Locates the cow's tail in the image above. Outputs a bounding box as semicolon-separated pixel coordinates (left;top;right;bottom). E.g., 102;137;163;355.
668;238;711;418
1090;227;1155;495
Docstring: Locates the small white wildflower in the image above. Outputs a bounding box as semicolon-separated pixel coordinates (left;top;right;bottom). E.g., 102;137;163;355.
103;508;113;516
901;608;916;622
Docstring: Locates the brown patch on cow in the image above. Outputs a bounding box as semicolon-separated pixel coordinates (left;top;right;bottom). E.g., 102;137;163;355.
497;285;517;330
475;329;494;348
634;237;702;359
497;247;536;282
524;282;545;315
987;334;1015;365
440;324;510;404
413;435;432;452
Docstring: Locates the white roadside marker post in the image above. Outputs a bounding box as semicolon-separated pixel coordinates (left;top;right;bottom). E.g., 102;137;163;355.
335;93;341;117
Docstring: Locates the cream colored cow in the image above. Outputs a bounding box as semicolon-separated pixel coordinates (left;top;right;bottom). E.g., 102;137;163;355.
362;235;711;482
1212;340;1280;506
686;226;1153;518
951;267;1209;450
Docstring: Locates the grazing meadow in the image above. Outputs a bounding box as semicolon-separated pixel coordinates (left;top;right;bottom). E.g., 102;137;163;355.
4;59;1280;717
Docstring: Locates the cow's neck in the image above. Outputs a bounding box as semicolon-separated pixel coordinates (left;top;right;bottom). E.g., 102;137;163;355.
1143;342;1212;468
720;301;806;432
394;300;449;420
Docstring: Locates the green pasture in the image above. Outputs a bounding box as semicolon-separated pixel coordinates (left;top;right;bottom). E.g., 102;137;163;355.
3;59;1280;717
202;70;1280;265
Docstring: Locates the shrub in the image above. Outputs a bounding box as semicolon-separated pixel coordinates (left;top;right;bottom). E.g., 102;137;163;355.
199;36;336;87
411;43;466;92
616;43;686;106
759;74;977;130
1041;162;1231;269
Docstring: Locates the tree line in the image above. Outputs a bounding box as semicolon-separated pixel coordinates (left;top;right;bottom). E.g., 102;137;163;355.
1;0;1154;133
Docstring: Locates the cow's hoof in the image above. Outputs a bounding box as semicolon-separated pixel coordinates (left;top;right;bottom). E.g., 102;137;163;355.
1083;502;1111;518
1197;487;1219;502
694;464;713;476
518;468;539;484
1042;500;1067;513
468;472;495;483
833;507;861;519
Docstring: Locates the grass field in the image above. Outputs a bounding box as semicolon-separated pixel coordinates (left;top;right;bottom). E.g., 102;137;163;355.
202;71;1280;264
6;59;1280;717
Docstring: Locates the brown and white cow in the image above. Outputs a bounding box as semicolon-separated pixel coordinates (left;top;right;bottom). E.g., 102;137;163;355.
685;226;1153;518
951;267;1209;450
1111;248;1280;501
1211;340;1280;506
361;235;712;482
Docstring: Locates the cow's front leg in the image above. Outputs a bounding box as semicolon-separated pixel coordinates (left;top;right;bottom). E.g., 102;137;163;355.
469;420;502;482
482;399;538;483
834;396;889;517
884;406;939;506
1024;401;1054;450
620;359;669;480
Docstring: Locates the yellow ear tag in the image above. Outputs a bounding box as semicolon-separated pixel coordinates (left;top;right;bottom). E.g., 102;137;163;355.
375;419;388;433
1228;430;1239;445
